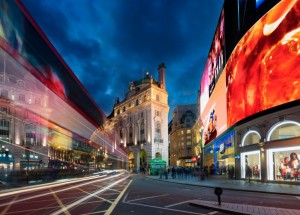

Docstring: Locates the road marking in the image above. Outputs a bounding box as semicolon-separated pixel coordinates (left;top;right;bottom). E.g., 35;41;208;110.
126;194;169;203
50;188;71;215
50;176;130;215
76;187;113;204
296;197;300;200
164;200;191;208
124;201;206;215
208;211;219;215
0;173;124;208
104;180;132;215
0;195;18;215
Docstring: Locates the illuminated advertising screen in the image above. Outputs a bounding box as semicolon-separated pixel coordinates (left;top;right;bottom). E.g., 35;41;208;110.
201;72;227;146
0;1;106;126
226;0;300;127
200;8;225;114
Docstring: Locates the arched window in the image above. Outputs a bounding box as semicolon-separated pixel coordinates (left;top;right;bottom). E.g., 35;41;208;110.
267;121;300;141
135;99;139;106
25;123;36;146
241;130;261;146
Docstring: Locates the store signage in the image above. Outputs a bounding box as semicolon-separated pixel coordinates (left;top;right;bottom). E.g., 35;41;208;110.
219;142;225;154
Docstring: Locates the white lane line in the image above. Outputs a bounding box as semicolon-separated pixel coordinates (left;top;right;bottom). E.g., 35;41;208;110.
208;211;219;215
50;176;130;215
124;201;206;215
126;194;169;203
296;197;300;200
0;173;125;208
104;180;132;215
122;192;129;203
164;200;191;208
76;187;113;204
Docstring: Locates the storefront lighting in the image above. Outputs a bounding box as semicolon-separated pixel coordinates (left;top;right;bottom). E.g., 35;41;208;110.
241;130;261;147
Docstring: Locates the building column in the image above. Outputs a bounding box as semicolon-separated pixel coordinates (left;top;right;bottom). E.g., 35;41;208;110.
260;143;267;182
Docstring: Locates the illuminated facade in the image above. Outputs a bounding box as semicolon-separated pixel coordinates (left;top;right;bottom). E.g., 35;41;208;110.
169;104;198;167
0;0;127;179
199;0;300;183
105;64;169;172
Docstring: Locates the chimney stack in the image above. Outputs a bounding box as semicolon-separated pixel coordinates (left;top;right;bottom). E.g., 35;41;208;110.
158;63;166;90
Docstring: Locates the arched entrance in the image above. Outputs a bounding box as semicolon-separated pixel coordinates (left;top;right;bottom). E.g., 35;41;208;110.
140;150;147;170
129;152;135;171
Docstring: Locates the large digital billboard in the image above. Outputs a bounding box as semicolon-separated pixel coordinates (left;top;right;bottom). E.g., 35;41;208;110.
226;0;300;127
201;72;227;146
200;8;225;115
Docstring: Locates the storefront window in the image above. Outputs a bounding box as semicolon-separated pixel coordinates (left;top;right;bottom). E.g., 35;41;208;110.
241;130;261;146
267;121;300;141
241;151;261;179
267;146;300;181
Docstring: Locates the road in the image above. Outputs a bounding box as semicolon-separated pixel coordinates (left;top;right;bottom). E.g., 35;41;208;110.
1;173;300;215
0;171;131;215
112;174;300;215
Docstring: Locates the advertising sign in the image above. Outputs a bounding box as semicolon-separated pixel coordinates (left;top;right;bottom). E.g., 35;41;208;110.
200;8;225;114
226;0;300;127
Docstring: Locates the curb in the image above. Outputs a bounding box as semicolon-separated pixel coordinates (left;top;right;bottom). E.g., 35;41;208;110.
146;176;300;196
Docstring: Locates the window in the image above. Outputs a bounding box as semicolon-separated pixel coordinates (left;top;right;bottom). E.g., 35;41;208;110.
0;119;9;139
156;94;160;101
1;90;8;98
19;94;25;102
17;80;25;87
35;98;41;105
267;121;300;141
155;110;160;116
155;122;161;133
187;130;191;134
123;106;126;112
136;99;139;106
187;141;191;145
187;135;191;140
140;121;145;141
141;112;144;118
1;107;10;114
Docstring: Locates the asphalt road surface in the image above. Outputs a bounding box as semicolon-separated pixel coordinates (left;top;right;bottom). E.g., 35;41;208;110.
1;173;299;215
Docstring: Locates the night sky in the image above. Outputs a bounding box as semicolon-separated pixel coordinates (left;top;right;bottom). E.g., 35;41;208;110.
21;0;224;122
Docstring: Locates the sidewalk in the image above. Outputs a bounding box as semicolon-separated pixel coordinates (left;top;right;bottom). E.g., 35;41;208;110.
146;174;300;215
147;174;300;195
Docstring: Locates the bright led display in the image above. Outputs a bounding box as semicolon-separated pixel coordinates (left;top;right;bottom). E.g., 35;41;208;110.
200;8;225;115
226;0;300;127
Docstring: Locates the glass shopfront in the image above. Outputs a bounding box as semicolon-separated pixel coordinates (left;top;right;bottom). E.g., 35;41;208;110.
241;151;261;179
267;146;300;181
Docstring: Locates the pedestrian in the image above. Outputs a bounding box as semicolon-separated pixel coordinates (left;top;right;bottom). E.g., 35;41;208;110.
164;167;168;179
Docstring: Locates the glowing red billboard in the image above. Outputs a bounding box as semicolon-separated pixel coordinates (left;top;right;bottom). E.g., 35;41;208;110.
226;0;300;127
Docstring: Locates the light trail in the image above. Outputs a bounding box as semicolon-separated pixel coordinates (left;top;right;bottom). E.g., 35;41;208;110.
0;175;103;198
0;172;126;207
50;175;131;215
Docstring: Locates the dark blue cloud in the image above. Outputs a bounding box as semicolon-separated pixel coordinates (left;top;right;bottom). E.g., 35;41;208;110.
22;0;224;121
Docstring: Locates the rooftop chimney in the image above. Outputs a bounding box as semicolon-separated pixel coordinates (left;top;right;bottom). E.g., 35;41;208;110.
158;63;166;90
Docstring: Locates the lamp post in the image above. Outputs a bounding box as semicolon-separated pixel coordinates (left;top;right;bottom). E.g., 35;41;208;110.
199;125;204;170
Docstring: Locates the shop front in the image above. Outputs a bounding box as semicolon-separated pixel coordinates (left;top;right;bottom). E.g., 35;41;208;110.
203;130;235;176
238;120;300;183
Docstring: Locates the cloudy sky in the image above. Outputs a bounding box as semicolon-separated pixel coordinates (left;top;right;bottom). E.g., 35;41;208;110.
21;0;224;121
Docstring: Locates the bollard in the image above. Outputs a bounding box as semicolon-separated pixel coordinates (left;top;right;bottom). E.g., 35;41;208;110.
214;187;223;205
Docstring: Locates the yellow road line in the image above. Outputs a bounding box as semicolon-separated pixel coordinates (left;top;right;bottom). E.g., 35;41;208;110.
50;188;71;215
104;180;132;215
0;195;18;215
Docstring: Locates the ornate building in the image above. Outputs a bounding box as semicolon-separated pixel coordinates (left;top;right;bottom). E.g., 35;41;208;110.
105;63;169;172
170;104;198;167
